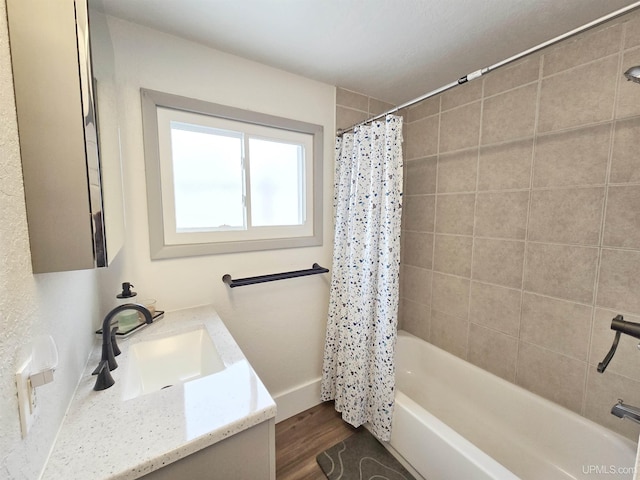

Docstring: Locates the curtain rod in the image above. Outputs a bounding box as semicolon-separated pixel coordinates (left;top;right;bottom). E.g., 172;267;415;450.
337;1;640;136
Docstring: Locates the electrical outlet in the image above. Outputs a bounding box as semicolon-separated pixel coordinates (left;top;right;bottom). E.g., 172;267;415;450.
29;377;37;412
16;356;37;438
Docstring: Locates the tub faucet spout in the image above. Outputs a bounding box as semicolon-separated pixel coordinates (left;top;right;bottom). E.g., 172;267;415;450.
92;303;153;391
611;399;640;425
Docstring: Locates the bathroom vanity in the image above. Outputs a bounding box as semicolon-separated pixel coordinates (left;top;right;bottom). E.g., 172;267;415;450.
40;306;277;479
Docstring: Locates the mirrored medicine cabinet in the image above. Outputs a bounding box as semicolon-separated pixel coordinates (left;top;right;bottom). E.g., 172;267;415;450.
6;0;125;273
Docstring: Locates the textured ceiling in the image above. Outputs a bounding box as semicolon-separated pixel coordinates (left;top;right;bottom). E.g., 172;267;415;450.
92;0;640;105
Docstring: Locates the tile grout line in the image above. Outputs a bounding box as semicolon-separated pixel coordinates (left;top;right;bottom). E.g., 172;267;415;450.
427;95;442;344
514;54;544;387
580;32;627;417
465;80;484;362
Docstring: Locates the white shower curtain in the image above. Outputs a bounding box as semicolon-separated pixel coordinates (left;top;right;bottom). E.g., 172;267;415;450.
321;115;403;441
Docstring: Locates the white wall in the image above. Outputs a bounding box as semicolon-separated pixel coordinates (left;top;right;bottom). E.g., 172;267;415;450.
0;3;102;478
99;15;336;414
0;7;334;478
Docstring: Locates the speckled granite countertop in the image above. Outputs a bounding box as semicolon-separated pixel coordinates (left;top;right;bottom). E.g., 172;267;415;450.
41;305;277;480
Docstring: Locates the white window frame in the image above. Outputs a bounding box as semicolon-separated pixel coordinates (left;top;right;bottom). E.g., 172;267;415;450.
141;89;323;259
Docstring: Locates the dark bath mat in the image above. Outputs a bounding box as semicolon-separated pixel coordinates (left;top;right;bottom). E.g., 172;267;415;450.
316;428;416;480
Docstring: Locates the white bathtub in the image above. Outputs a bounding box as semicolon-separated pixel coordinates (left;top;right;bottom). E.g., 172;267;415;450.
386;330;638;480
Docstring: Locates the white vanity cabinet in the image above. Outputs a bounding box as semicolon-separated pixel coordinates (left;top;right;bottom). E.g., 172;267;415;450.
141;420;275;480
40;306;277;480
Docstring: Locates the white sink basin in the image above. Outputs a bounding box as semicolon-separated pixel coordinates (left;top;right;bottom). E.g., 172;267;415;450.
122;325;225;400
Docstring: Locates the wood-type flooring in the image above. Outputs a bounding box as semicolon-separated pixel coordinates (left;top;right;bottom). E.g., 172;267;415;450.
275;401;358;480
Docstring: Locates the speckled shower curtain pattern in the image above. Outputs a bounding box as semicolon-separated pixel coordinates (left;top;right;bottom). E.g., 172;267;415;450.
321;115;403;441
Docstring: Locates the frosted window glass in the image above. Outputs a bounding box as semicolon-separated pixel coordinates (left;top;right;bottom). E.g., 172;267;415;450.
142;89;322;258
170;123;244;231
249;138;304;226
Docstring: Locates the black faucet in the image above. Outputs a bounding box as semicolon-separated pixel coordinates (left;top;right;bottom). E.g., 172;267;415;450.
598;315;640;373
92;303;153;391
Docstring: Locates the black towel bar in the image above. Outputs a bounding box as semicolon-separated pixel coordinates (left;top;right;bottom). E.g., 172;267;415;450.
222;263;329;288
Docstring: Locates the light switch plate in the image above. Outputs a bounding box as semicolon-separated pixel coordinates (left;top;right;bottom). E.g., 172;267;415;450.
16;356;37;438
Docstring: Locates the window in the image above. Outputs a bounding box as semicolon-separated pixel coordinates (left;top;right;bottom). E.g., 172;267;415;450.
141;89;323;258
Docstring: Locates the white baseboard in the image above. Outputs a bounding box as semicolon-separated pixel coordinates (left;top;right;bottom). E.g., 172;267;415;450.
273;377;322;423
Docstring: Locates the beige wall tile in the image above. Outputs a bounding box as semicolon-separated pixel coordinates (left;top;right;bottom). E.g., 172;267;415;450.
584;368;640;440
336;88;369;110
430;309;468;359
435;193;475;235
402;195;435;232
533;124;611;188
603;185;640;249
516;342;587;413
472;238;525;289
543;24;623;76
538;56;618;133
484;56;540;97
524;243;598;304
589;308;640;383
401;265;432;306
437;149;478;193
404;115;439;160
468;323;518;381
617;48;640;119
431;272;470;320
597;248;640;315
441;79;482;111
397;294;405;329
400;298;430;341
481;83;538;145
376;8;640;434
403;231;433;269
399;264;406;298
369;98;394;117
433;234;473;277
405;156;437;195
475;191;529;240
336;106;368;131
521;293;593;361
478;139;533;191
470;281;522;336
527;187;605;245
625;10;640;49
439;101;481;153
405;97;439;123
611;116;640;184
